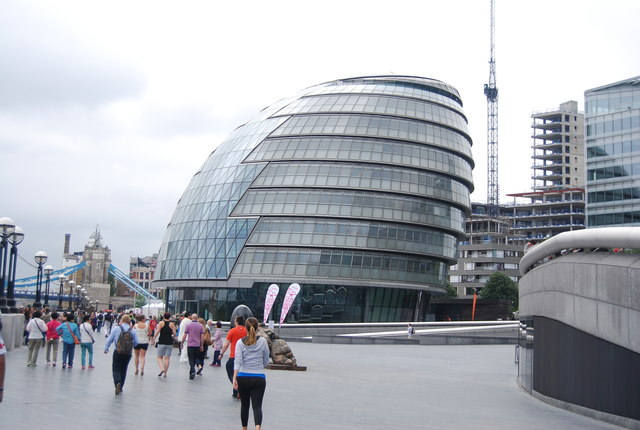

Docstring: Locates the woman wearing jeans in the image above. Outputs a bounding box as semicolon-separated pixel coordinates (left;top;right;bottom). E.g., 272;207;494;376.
56;312;80;369
233;317;270;430
80;315;95;369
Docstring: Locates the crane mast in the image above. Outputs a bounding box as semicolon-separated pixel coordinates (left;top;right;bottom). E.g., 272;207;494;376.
484;0;499;216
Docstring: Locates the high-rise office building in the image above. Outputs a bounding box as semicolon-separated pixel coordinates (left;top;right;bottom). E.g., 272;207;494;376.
155;75;475;322
585;76;640;227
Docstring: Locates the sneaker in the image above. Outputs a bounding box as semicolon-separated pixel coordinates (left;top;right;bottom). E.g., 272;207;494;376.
189;373;195;380
52;362;57;367
196;367;203;375
62;363;66;369
68;365;72;369
209;363;216;366
88;365;95;369
115;383;122;395
82;366;86;370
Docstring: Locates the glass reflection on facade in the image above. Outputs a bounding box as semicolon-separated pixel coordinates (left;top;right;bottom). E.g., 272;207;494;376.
156;75;474;322
585;76;640;227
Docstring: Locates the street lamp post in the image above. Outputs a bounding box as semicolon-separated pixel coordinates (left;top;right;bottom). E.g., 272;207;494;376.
79;287;86;310
0;217;16;314
6;225;24;313
43;265;53;307
33;251;48;309
75;285;82;310
68;280;75;310
57;275;67;310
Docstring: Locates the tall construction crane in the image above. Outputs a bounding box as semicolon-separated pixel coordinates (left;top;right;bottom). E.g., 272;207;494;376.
484;0;499;216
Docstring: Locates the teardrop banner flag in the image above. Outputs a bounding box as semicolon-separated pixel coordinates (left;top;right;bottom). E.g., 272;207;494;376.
263;284;279;323
279;283;301;325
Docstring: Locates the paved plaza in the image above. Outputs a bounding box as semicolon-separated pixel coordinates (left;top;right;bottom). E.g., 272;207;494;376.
1;334;621;429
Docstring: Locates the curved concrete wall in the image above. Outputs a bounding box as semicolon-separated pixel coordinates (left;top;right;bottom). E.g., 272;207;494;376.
519;251;640;427
520;252;640;354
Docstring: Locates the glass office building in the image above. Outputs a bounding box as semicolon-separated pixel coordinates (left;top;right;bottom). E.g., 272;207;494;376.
585;76;640;227
155;76;474;322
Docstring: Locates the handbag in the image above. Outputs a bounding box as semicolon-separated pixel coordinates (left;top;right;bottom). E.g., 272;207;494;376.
67;322;81;345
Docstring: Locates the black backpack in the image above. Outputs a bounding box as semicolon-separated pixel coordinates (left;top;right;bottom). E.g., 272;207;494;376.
116;325;134;355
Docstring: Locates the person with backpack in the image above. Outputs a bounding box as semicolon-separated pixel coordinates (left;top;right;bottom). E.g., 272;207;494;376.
96;312;104;333
104;314;139;395
104;311;113;337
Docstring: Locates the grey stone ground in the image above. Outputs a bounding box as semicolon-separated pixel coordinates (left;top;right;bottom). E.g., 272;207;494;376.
1;333;622;429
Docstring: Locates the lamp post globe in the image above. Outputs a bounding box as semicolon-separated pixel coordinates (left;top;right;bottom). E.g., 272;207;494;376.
5;225;24;313
33;251;48;309
0;217;16;235
0;217;16;313
57;274;67;310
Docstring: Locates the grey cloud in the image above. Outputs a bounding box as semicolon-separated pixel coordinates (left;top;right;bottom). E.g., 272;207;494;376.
0;3;145;110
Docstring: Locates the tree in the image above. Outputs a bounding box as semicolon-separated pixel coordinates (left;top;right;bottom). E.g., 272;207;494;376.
480;271;518;309
135;295;147;308
444;281;458;298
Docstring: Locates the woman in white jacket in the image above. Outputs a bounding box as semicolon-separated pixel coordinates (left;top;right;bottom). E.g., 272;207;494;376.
233;317;270;430
177;311;191;363
26;310;48;367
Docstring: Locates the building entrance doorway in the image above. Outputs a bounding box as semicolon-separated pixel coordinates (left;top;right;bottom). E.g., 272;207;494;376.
178;300;199;315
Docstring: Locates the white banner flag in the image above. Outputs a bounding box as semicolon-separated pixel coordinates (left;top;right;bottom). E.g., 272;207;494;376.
263;284;279;323
279;283;301;325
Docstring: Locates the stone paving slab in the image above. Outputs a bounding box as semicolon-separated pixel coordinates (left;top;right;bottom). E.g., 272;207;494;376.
0;333;622;429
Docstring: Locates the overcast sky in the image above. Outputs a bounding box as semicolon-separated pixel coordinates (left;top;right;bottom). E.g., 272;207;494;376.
2;0;639;278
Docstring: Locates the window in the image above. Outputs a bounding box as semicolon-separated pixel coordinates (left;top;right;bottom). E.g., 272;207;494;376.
565;146;570;153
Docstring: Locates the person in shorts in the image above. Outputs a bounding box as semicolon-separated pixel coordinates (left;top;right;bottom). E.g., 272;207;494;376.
133;314;151;375
153;312;176;377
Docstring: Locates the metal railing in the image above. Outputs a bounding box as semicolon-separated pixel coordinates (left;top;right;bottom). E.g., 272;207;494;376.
519;227;640;275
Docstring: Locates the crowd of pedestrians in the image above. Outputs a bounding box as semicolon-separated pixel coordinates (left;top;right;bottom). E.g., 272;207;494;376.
6;306;271;429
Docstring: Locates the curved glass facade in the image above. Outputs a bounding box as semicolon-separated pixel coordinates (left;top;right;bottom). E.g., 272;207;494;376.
156;75;474;322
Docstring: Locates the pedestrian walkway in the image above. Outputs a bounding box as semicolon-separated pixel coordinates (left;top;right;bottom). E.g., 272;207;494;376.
1;332;621;429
